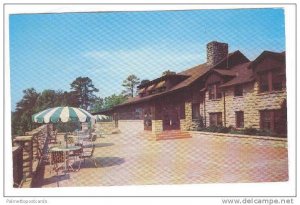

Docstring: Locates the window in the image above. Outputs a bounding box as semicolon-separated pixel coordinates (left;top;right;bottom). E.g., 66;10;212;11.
192;103;200;119
260;109;286;133
235;111;244;128
208;84;215;99
234;85;243;96
208;83;222;100
272;72;285;91
259;72;269;92
259;71;285;92
134;108;143;120
260;110;272;130
209;112;222;126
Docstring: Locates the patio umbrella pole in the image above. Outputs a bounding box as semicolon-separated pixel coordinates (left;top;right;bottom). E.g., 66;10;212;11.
64;133;68;148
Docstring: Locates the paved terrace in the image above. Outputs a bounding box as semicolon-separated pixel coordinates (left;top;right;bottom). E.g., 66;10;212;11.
33;131;288;187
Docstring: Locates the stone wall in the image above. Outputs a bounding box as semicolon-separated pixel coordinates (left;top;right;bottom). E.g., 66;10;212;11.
225;82;286;129
118;120;144;135
225;83;255;128
204;91;225;126
203;82;287;129
95;122;116;134
12;146;23;187
13;124;49;188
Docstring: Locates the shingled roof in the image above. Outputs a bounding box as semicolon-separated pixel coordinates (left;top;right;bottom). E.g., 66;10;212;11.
249;51;285;69
220;62;254;88
116;50;249;107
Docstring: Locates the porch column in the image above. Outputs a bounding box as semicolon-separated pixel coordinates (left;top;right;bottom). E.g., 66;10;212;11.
151;104;163;134
181;101;192;131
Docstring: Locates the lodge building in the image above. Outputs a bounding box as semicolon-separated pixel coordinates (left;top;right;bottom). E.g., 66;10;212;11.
99;41;287;138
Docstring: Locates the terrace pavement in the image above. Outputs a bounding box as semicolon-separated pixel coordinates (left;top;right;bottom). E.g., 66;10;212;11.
33;130;288;188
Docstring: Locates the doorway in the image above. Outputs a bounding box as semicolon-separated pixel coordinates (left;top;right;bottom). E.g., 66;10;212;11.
162;105;180;130
144;109;152;131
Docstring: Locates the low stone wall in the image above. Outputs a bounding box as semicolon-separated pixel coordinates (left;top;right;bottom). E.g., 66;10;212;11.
95;122;116;134
189;131;287;147
118;120;144;134
12;146;23;187
13;124;49;188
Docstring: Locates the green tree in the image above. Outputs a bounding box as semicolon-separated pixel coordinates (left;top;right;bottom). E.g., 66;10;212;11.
162;70;176;76
12;88;40;135
122;75;140;97
140;79;150;86
70;77;99;110
35;90;57;110
103;94;127;109
15;88;39;112
62;91;81;107
90;96;104;113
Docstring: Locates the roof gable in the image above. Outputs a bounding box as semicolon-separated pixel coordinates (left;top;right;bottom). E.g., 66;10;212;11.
249;51;285;71
219;62;254;88
213;50;250;69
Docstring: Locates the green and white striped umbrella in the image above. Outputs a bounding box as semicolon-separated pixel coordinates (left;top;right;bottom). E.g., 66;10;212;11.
94;114;110;121
32;106;95;123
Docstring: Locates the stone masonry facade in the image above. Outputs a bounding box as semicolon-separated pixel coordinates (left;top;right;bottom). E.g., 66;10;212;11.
108;41;286;136
189;82;287;129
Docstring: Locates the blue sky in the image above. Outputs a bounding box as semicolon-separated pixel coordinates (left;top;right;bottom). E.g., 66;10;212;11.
10;8;285;110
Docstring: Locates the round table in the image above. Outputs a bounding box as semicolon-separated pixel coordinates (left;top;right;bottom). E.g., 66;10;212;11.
69;134;90;145
50;145;81;173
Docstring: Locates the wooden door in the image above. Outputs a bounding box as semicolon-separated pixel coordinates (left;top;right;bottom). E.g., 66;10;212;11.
162;105;180;130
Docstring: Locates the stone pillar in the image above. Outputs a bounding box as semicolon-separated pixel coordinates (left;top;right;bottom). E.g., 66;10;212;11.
182;102;192;131
152;120;163;134
150;103;163;134
14;136;33;179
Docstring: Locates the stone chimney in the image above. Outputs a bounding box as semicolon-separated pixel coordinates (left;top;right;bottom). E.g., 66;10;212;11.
206;41;228;66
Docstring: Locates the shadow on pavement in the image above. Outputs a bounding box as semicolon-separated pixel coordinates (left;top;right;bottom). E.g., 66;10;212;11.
94;143;114;148
78;157;125;168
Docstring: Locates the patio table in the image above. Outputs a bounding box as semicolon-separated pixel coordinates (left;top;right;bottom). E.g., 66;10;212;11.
50;145;81;173
69;135;90;144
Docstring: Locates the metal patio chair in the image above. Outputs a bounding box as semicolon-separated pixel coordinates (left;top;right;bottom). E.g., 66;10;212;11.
69;143;83;171
80;144;98;168
50;150;65;176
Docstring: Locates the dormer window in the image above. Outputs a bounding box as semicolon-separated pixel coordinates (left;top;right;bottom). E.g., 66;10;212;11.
153;81;166;93
147;84;156;95
258;70;286;93
138;87;146;97
137;74;188;97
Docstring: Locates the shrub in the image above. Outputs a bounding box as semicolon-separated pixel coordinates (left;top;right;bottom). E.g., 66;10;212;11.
197;125;282;137
201;125;231;133
243;127;258;135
